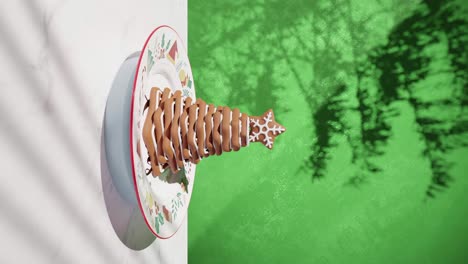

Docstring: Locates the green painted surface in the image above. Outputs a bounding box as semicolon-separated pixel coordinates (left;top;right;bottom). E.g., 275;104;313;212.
188;0;468;263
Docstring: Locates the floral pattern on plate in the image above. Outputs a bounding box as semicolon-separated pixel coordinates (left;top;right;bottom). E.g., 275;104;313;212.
131;26;196;238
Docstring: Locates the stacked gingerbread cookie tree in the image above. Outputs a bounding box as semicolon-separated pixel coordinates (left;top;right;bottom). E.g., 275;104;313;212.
142;87;286;176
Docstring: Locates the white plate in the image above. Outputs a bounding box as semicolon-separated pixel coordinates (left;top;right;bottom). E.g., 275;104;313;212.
130;26;196;238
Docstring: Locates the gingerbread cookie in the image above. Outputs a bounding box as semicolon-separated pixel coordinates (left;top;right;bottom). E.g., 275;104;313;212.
204;104;215;156
196;99;207;158
232;108;240;151
212;111;222;156
141;88;286;175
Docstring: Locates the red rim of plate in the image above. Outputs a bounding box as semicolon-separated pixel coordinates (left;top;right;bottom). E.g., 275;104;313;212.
129;25;194;239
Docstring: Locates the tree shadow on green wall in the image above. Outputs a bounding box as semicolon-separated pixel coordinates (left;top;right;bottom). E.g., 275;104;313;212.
190;0;326;119
190;0;467;198
306;0;468;197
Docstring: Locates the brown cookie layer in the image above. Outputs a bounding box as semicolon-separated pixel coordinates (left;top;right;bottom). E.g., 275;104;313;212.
205;104;215;156
232;108;240;151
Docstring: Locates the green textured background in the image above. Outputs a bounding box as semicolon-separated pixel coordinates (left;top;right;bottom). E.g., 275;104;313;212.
187;0;468;263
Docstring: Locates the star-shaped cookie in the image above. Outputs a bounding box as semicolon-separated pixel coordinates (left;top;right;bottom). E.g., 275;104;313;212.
249;109;286;149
